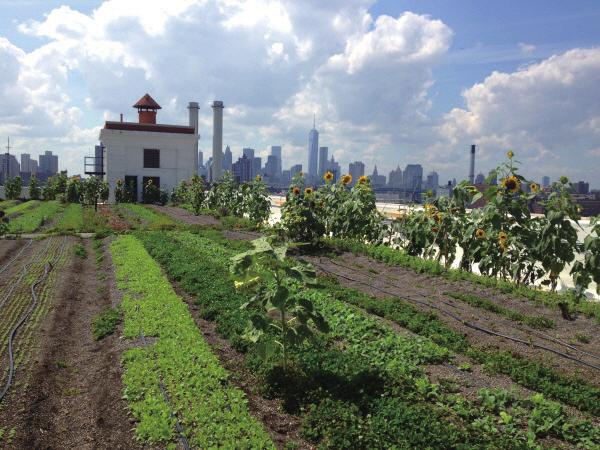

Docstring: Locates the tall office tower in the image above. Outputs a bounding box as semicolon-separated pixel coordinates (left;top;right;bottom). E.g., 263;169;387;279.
468;145;475;184
271;146;282;177
265;155;279;181
243;148;255;159
252;157;262;179
211;100;224;181
232;155;253;183
30;160;38;174
307;116;319;180
281;170;291;185
20;153;31;173
290;164;302;178
404;164;423;192
0;154;20;182
318;146;328;177
426;171;440;191
474;172;485;185
348;161;365;186
370;165;386;188
223;145;233;172
39;151;58;176
198;150;204;166
324;155;340;181
388;165;403;188
542;176;550;187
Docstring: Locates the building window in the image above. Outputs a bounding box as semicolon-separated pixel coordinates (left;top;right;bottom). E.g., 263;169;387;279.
144;149;160;168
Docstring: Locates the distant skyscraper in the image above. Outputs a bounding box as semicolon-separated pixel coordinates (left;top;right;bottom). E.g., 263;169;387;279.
223;145;232;172
308;116;319;180
20;153;31;173
243;148;255;159
348;161;365;186
370;165;386;187
271;146;282;177
30;159;38;174
324;155;340;181
0;154;19;182
198;150;204;166
488;170;497;185
232;155;252;183
252;157;262;179
426;171;440;192
404;164;423;192
388;165;403;188
542;176;550;187
318;146;328;178
39;151;58;176
265;155;279;181
281;170;291;185
474;172;485;185
290;164;302;178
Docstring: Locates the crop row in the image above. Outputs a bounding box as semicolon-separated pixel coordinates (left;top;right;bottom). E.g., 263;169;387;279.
0;200;17;211
116;204;177;230
136;230;599;448
109;235;273;448
327;237;600;323
7;201;62;233
3;200;39;217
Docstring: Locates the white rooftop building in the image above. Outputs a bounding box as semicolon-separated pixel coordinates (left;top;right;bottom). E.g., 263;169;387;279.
97;93;199;202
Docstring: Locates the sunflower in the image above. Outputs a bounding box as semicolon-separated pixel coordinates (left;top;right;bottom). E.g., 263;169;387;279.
475;228;485;239
507;150;514;159
255;175;262;182
323;171;334;182
358;175;368;184
292;187;301;195
498;231;508;242
305;187;314;195
341;174;352;185
432;227;439;233
434;212;443;223
501;175;521;193
530;182;539;193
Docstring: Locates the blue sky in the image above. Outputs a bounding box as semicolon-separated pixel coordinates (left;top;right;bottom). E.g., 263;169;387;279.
0;0;599;187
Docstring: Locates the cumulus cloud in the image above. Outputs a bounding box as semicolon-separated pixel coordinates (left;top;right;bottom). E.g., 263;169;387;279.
437;48;600;183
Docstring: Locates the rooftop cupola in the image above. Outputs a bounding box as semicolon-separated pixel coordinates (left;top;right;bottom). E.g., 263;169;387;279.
133;93;161;124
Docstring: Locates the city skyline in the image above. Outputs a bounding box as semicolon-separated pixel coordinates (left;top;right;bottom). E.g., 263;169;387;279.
0;1;599;188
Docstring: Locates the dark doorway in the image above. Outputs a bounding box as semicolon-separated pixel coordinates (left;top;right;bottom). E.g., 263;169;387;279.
124;175;138;202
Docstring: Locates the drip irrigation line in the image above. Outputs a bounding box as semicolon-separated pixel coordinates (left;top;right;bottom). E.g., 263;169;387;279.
0;239;33;276
0;237;67;404
313;259;600;373
135;305;191;450
325;257;600;363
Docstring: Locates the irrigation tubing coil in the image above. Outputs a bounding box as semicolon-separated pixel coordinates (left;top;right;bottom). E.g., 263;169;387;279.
0;237;67;404
0;239;33;276
313;257;600;373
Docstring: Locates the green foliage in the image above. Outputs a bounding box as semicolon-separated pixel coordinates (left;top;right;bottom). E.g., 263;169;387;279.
110;235;274;448
82;176;109;210
0;210;8;237
205;171;242;215
186;175;206;215
278;173;324;243
52;203;84;232
4;176;22;200
65;177;82;203
170;179;189;205
119;203;176;230
231;237;329;369
241;176;271;224
28;174;41;200
572;216;600;296
142;178;161;204
92;306;121;340
73;242;87;258
7;200;61;233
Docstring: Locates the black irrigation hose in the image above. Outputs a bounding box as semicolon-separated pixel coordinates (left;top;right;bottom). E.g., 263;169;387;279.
314;259;600;373
135;305;191;450
0;239;33;276
328;257;600;362
0;237;67;404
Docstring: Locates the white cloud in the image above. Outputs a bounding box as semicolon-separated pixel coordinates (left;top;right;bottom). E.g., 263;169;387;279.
518;42;536;55
438;48;600;182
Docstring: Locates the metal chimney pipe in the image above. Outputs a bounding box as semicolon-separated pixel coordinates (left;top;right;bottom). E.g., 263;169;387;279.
211;101;224;181
188;102;199;175
469;144;475;184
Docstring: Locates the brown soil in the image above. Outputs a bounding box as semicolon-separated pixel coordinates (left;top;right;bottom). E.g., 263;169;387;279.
0;238;143;449
306;253;600;386
150;204;220;227
172;283;312;450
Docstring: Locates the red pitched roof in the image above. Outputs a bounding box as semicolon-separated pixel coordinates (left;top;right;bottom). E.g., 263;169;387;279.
133;93;161;109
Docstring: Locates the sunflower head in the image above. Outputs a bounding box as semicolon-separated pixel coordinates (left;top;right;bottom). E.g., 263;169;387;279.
323;171;334;182
255;175;262;182
432;226;439;233
292;187;301;195
507;150;514;159
475;228;485;239
304;187;314;195
501;175;521;193
498;231;508;242
358;175;368;184
530;182;539;193
341;174;353;185
434;212;443;223
560;176;569;184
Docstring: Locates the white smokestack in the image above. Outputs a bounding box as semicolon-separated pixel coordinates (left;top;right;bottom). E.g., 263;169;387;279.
469;144;475;184
188;101;199;175
211;100;224;181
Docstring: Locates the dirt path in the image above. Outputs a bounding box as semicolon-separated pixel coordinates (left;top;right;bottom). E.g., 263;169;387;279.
306;253;600;385
0;238;143;450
